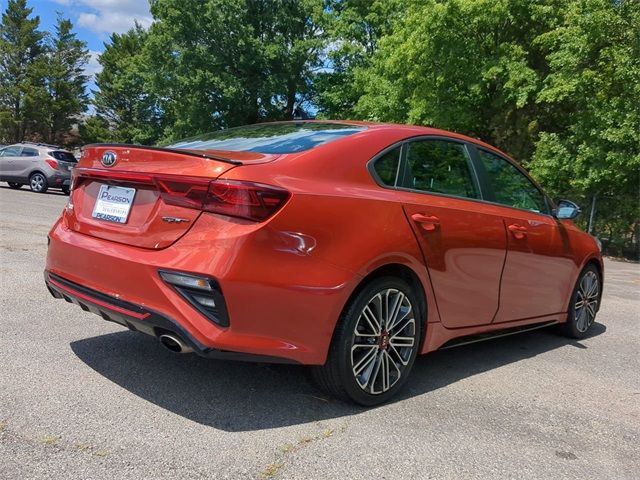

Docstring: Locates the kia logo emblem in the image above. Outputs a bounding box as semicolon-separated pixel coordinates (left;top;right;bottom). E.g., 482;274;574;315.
101;151;117;167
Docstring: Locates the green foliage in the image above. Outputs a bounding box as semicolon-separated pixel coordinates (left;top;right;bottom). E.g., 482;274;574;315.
314;0;405;119
317;0;639;257
146;0;326;141
44;15;90;145
78;115;111;144
93;24;162;144
0;0;47;143
540;0;638;254
529;0;640;257
0;0;88;146
352;0;562;161
0;0;637;256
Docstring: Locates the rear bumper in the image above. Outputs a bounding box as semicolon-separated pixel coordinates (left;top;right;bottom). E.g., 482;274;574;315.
46;172;71;187
45;214;359;364
45;271;297;363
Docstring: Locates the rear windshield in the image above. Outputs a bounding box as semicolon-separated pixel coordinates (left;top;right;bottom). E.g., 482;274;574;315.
162;122;366;154
49;150;77;162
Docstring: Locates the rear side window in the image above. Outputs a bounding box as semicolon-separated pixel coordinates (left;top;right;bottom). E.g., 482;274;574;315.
372;147;401;186
401;140;479;199
49;150;77;162
21;147;38;157
163;122;366;154
477;149;548;214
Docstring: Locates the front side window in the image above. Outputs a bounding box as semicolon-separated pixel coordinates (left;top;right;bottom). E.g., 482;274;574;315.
0;146;21;157
477;149;548;214
401;140;479;199
372;147;401;186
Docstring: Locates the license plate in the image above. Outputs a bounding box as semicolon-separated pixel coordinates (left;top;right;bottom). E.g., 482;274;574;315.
92;184;136;224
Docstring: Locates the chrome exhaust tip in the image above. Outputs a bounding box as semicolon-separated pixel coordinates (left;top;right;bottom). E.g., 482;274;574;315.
158;334;194;354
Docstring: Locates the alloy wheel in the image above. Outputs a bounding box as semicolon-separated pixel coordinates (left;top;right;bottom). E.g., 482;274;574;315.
574;271;599;333
30;174;45;193
351;288;416;395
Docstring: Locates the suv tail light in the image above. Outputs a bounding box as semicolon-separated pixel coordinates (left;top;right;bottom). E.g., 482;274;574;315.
74;169;290;222
46;158;59;170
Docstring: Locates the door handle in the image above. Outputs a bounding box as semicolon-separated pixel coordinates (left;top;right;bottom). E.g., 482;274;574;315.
411;213;440;232
507;223;527;239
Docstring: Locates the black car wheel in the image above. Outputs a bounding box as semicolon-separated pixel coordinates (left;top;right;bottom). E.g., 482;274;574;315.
29;173;48;193
7;182;22;189
312;276;422;406
61;186;70;195
561;264;601;339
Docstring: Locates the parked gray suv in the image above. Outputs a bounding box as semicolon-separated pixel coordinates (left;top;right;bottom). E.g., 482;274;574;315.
0;142;76;194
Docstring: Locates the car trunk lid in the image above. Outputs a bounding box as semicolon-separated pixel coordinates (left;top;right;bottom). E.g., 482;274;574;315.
64;145;267;249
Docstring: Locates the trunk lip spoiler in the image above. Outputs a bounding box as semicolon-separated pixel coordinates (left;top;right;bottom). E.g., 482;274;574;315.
83;143;243;166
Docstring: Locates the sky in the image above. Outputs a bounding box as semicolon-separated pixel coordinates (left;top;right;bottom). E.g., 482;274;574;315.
7;0;154;87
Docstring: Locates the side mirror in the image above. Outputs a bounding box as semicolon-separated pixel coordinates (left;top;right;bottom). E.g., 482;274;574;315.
554;199;581;220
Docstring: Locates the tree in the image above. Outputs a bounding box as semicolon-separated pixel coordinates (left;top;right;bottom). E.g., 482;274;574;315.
44;15;89;145
314;0;405;119
529;0;640;257
0;0;47;143
146;0;326;141
93;24;163;144
269;0;327;119
350;0;567;162
78;114;111;144
320;0;638;257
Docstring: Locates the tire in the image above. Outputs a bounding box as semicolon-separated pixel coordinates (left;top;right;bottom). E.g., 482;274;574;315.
61;186;70;195
561;264;601;339
312;276;423;406
7;182;22;189
29;173;48;193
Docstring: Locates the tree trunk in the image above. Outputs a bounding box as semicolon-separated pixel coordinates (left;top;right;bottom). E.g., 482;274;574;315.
588;194;597;235
284;79;297;119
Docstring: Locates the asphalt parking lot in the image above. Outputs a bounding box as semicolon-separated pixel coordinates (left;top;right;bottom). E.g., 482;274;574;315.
0;185;639;479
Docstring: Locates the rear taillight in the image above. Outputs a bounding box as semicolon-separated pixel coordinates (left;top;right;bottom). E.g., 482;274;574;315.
155;176;210;210
74;169;290;222
46;158;59;170
204;180;290;221
155;177;289;221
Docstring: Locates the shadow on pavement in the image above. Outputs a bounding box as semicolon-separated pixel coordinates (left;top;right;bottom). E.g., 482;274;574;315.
0;185;67;196
70;322;606;432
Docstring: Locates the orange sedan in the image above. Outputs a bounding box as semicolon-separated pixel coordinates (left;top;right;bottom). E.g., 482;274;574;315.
45;121;603;405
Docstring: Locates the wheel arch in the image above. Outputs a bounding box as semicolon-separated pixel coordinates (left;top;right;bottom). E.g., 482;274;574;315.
336;262;429;351
29;169;48;180
563;254;604;315
582;255;604;310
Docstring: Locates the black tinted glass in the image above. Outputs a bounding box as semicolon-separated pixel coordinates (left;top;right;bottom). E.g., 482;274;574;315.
49;151;77;162
477;149;547;213
21;148;38;156
402;140;478;199
373;147;401;186
162;123;366;154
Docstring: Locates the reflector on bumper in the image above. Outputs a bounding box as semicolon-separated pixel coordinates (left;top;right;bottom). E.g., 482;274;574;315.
159;270;230;327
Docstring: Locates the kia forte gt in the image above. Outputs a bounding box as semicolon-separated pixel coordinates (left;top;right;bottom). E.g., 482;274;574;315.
45;121;603;405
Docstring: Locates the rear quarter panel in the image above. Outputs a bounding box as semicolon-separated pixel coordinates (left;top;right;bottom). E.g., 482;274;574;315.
222;128;443;351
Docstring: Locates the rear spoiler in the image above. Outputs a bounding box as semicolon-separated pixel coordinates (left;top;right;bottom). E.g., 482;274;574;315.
83;143;243;166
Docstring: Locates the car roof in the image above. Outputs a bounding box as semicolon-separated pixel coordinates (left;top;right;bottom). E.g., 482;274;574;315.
5;142;71;152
